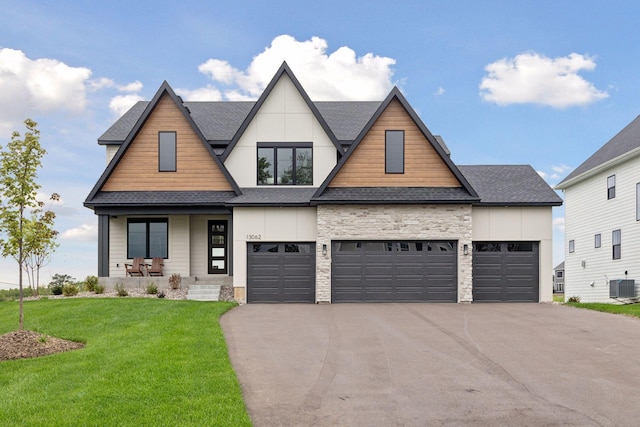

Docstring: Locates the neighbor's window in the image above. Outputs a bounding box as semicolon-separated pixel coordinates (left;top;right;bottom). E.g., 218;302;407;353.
636;183;640;220
127;218;168;259
612;229;621;260
159;132;176;172
569;240;575;253
556;271;563;279
385;130;404;173
594;234;601;248
607;174;616;199
257;143;312;185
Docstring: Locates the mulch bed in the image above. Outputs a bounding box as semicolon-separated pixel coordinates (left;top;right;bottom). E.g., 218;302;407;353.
0;330;85;361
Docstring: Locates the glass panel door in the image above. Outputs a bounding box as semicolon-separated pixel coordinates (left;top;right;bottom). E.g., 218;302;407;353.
208;220;227;274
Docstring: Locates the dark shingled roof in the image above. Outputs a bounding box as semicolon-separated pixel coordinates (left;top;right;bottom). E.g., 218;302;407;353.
227;188;317;206
86;191;237;206
312;187;479;204
98;100;383;145
459;165;562;206
557;115;640;187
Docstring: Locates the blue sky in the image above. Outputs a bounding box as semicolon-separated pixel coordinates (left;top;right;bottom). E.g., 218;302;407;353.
0;0;638;288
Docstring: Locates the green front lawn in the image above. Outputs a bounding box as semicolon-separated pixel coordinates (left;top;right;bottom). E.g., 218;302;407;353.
0;298;251;426
567;302;640;319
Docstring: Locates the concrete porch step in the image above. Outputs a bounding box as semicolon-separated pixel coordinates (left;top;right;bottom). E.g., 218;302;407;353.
187;284;221;301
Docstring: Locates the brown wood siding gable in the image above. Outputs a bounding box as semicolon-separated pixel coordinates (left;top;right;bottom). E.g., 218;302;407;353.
102;95;233;191
328;99;462;188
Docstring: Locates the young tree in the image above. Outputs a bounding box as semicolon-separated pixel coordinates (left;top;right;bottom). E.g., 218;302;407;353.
0;119;47;330
23;193;60;295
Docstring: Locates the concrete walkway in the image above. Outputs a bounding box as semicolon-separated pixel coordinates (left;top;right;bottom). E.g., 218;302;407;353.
221;304;640;426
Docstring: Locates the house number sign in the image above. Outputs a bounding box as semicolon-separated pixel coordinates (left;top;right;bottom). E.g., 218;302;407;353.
246;234;262;240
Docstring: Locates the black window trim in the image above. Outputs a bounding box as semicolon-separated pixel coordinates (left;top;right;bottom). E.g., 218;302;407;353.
127;218;169;259
208;220;228;274
385;130;405;174
158;131;177;172
256;142;313;186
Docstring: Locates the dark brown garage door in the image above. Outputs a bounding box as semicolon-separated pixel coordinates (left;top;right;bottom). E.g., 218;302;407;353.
247;243;315;303
332;241;457;303
472;241;539;302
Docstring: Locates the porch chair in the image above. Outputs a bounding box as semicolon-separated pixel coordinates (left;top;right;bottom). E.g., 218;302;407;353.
125;257;145;277
146;257;164;277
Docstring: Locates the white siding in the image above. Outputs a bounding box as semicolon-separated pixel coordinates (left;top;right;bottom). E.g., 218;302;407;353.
232;207;317;291
472;206;554;302
106;145;119;164
563;155;640;302
224;73;337;187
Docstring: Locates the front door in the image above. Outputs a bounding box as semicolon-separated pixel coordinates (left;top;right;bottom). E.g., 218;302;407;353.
208;220;227;274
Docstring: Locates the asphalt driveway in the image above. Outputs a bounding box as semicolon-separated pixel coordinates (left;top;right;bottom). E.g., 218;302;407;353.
221;304;640;426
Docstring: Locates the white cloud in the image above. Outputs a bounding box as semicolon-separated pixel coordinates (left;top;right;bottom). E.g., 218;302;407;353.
61;224;96;241
551;164;572;174
118;80;143;93
0;48;93;133
537;170;548;179
553;217;565;232
435;87;445;96
109;93;144;116
480;52;609;108
190;35;396;101
176;85;223;101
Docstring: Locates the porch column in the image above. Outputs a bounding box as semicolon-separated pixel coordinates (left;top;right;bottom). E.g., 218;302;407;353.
97;215;109;277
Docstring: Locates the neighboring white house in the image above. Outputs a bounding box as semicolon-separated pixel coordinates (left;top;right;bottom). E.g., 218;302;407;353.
556;115;640;302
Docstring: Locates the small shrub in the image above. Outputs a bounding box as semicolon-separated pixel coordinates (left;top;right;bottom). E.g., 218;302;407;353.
567;295;581;303
157;290;166;299
62;284;79;297
146;283;158;295
49;283;64;295
168;273;182;290
115;283;128;297
84;275;98;292
38;334;48;344
94;284;105;294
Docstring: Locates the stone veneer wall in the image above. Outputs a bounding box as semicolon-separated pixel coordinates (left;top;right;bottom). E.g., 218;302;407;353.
316;204;473;303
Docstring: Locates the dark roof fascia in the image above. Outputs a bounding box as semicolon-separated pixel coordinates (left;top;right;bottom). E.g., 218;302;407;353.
92;206;233;216
225;202;311;208
313;87;479;199
97;140;124;146
471;201;563;207
311;199;475;206
220;62;343;162
85;81;241;204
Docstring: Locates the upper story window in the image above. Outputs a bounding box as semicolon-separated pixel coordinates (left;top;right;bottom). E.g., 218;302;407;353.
569;239;575;253
612;229;621;260
385;130;404;174
159;132;176;172
594;233;601;248
257;143;312;185
556;271;563;279
636;183;640;220
607;174;616;199
127;218;168;259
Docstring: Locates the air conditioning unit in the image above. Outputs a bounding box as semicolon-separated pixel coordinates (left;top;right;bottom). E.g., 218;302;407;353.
610;279;636;298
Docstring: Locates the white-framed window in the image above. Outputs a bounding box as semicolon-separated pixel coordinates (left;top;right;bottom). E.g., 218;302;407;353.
607;174;616;199
569;239;575;253
636;183;640;221
612;229;621;260
594;234;601;248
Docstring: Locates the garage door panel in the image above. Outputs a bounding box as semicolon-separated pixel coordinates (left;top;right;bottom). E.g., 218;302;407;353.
247;242;315;303
332;240;457;303
473;241;539;302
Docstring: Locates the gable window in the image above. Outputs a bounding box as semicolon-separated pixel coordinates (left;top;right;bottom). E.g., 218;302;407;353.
257;143;312;185
385;130;404;174
569;240;575;253
556;271;563;279
607;174;616;199
159;132;176;172
612;229;621;260
127;219;168;259
594;234;601;248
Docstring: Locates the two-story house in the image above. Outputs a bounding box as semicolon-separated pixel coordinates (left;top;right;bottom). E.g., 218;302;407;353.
85;62;561;303
556;116;640;302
